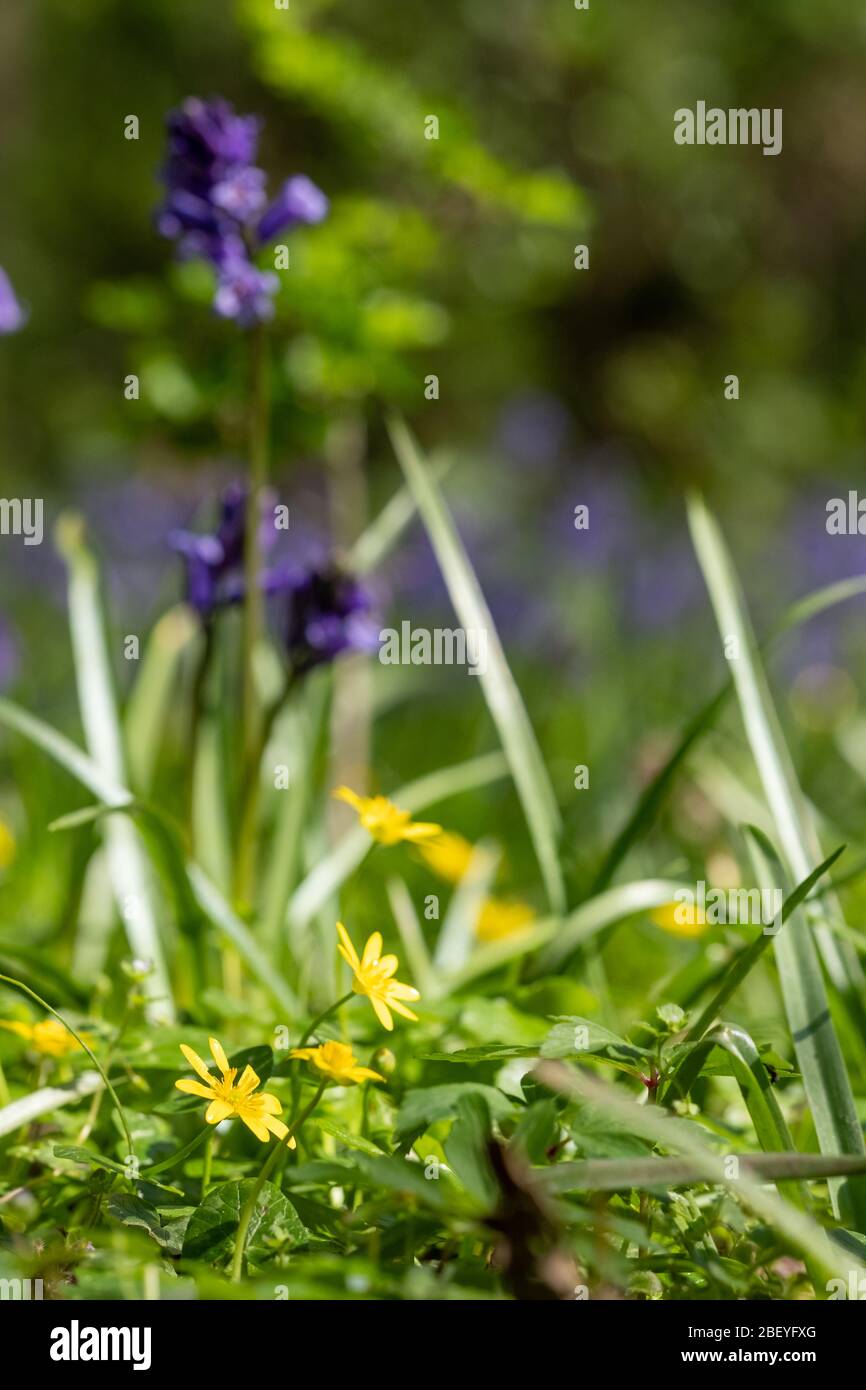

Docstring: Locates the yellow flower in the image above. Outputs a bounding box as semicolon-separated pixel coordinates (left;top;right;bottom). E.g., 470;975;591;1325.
290;1040;383;1086
650;902;708;940
0;1019;85;1058
333;785;441;846
0;819;15;870
336;922;420;1031
417;831;476;883
476;897;536;943
175;1037;295;1146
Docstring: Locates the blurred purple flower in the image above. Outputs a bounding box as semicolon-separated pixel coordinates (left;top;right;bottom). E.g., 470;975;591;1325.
157;97;327;326
258;176;329;243
0;267;25;335
213;256;280;327
170;482;279;617
285;567;378;674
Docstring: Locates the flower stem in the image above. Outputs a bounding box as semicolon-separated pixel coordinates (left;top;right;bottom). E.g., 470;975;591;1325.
238;321;271;893
141;1125;211;1178
297;991;354;1050
230;1080;327;1282
0;974;133;1157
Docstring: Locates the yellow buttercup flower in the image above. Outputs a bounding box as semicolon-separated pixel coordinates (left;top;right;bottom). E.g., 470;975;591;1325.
333;785;441;846
649;902;708;940
336;922;420;1031
0;1019;85;1058
175;1037;295;1147
476;897;535;943
290;1040;383;1086
417;831;476;883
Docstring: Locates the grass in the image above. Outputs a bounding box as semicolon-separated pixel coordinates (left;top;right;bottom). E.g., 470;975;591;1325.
2;449;866;1303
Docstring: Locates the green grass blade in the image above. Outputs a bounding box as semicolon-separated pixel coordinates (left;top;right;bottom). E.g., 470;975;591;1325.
701;1024;804;1208
687;493;866;1229
348;456;452;577
537;1061;864;1285
0;697;128;806
547;1151;866;1194
124;605;197;794
56;517;174;1024
591;573;866;894
387;414;566;914
668;843;846;1075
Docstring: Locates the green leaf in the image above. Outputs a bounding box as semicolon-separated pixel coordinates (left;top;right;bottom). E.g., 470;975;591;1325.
667;842;846;1081
395;1083;514;1142
443;1093;498;1209
182;1180;308;1265
421;1043;541;1064
314;1117;386;1157
541;1016;649;1064
537;1061;865;1285
106;1193;187;1254
388;414;566;915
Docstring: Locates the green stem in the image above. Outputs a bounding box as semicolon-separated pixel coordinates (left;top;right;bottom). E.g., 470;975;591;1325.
141;1125;210;1179
241;324;270;774
77;1003;131;1143
233;667;298;911
230;1079;327;1282
188;620;215;844
297;991;354;1051
201;1128;215;1198
0;975;133;1157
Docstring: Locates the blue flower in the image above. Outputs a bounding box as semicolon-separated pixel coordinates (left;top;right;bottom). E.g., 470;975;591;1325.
157;97;327;326
285;567;378;674
170;483;272;617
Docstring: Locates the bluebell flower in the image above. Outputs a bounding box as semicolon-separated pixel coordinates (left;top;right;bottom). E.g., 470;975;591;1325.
157;97;328;326
170;483;276;617
0;267;25;335
285;567;378;674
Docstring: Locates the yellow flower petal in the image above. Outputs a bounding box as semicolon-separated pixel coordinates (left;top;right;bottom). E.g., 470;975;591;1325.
387;998;419;1023
370;995;394;1031
361;932;383;970
206;1099;233;1124
333;786;364;812
400;821;443;842
348;1066;384;1084
241;1114;271;1143
179;1043;214;1085
235;1065;260;1098
175;1078;217;1100
208;1036;231;1077
336;921;361;973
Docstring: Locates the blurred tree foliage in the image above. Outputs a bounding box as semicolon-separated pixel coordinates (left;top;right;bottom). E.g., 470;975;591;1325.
0;0;862;507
